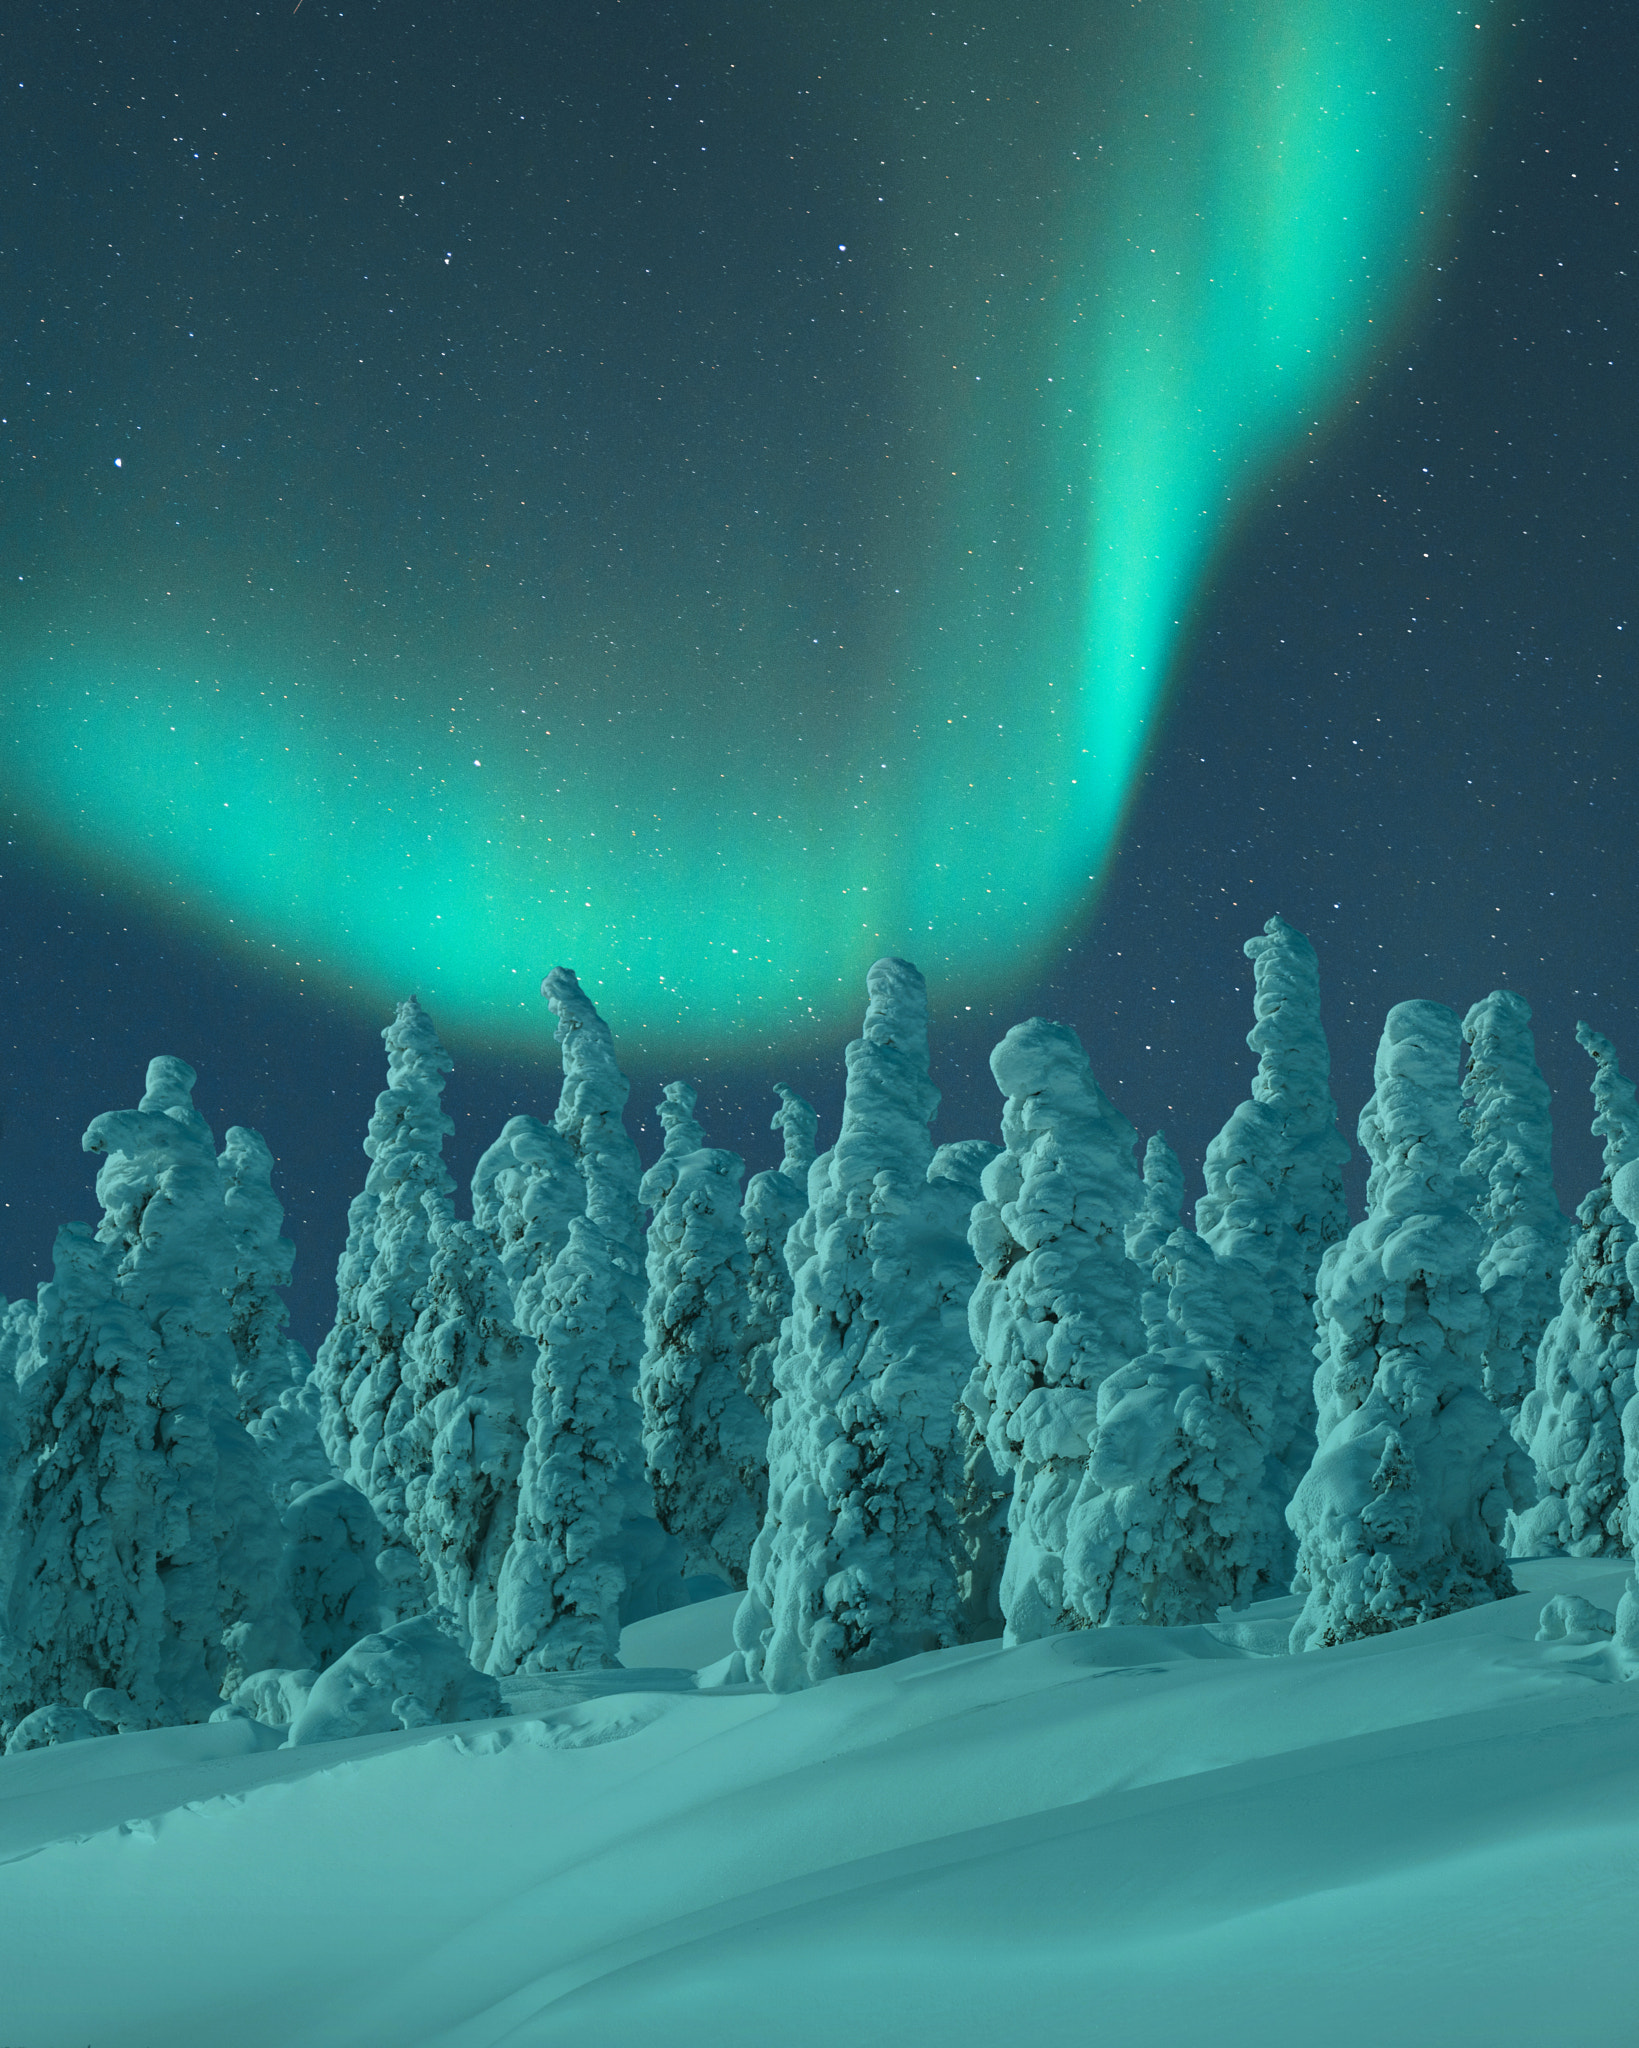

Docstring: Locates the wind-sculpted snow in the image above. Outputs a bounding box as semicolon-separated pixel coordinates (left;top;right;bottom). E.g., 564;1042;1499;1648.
489;1216;632;1672
471;1113;585;1329
928;1139;1004;1642
1512;1024;1639;1558
285;1613;501;1745
1065;1226;1266;1626
279;1478;390;1669
739;1086;819;1418
1289;1002;1518;1651
638;1083;767;1589
218;1125;307;1429
1195;916;1349;1591
1462;991;1571;1420
402;1219;531;1669
1126;1131;1184;1345
313;997;455;1613
963;1016;1145;1643
733;959;974;1688
543;968;683;1625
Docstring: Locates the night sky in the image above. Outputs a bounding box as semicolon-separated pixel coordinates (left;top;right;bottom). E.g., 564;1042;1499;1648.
2;2;1634;1350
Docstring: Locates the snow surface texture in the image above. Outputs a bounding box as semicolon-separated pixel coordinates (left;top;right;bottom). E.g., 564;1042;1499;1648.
964;1016;1145;1643
6;1554;1639;2047
1195;914;1350;1592
540;967;684;1627
1461;990;1571;1419
1289;1002;1519;1651
1064;1224;1267;1626
1511;1023;1639;1558
739;1085;818;1417
401;1219;531;1669
638;1082;767;1589
733;959;976;1689
312;997;455;1614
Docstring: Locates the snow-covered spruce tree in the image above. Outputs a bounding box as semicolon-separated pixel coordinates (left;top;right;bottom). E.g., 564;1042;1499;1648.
1194;915;1350;1592
401;1213;531;1668
1063;1225;1266;1626
961;1017;1145;1644
312;996;454;1613
739;1085;819;1418
218;1125;307;1428
1287;1002;1518;1651
928;1138;1006;1644
1462;990;1571;1421
84;1056;301;1699
1510;1023;1639;1558
538;966;683;1623
732;960;980;1690
638;1083;767;1590
488;1214;633;1672
0;1227;171;1738
1126;1131;1184;1347
471;1112;585;1324
1602;1159;1639;1667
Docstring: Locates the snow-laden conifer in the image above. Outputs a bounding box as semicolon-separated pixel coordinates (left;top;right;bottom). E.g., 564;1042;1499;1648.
219;1125;306;1427
84;1057;301;1700
740;1085;818;1417
1195;915;1350;1591
0;1226;169;1738
488;1214;632;1671
539;967;682;1622
1510;1024;1639;1557
962;1017;1145;1644
928;1139;1005;1643
1288;1002;1517;1650
401;1216;531;1667
638;1083;767;1589
312;997;454;1610
1462;991;1571;1420
471;1113;584;1326
733;960;975;1689
1063;1227;1265;1625
1126;1132;1183;1345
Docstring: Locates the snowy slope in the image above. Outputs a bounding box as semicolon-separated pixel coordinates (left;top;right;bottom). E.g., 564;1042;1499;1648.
3;1559;1636;2047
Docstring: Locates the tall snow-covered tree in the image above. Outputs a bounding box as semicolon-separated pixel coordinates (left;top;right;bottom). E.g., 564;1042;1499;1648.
401;1215;531;1668
962;1017;1145;1645
1287;1002;1518;1651
1195;915;1350;1591
1462;990;1572;1420
312;996;455;1611
638;1083;767;1589
85;1056;300;1699
539;967;683;1622
732;959;977;1689
927;1138;1005;1644
218;1125;307;1428
740;1085;819;1417
1126;1131;1184;1346
0;1226;169;1738
1510;1023;1639;1557
489;1214;633;1672
1063;1226;1266;1626
471;1113;584;1325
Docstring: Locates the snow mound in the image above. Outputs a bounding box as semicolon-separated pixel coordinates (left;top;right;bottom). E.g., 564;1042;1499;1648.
286;1616;504;1746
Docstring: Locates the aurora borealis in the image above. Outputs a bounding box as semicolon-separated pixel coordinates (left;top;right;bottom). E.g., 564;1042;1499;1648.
3;4;1488;1057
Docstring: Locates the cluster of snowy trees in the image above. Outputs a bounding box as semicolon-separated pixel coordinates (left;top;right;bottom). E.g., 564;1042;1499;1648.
6;919;1639;1746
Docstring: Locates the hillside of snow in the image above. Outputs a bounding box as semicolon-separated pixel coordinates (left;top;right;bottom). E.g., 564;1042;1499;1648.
6;1557;1636;2048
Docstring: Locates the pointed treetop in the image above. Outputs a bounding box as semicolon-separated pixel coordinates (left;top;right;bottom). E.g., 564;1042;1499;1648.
1576;1022;1639;1179
656;1081;705;1157
834;957;939;1184
770;1084;818;1181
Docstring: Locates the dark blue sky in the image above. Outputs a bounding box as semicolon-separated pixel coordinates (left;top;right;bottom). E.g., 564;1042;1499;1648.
2;3;1634;1348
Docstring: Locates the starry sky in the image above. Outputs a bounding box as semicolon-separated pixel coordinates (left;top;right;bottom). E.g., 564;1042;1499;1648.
2;2;1634;1348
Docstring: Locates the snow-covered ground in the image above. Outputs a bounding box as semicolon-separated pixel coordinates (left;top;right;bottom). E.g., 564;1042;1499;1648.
6;1561;1636;2047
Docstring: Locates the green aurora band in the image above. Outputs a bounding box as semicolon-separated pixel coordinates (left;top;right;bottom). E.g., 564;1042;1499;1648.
4;4;1488;1058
